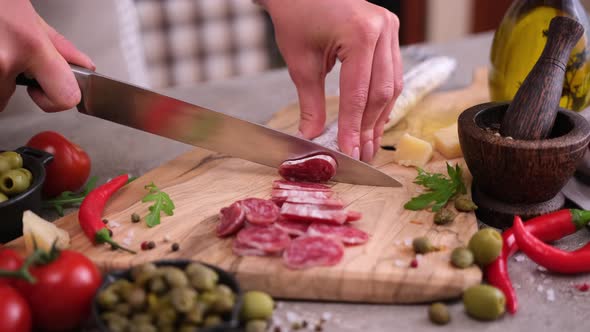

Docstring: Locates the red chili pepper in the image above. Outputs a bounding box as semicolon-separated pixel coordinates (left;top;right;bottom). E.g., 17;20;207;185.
513;215;590;274
485;209;590;314
78;175;136;254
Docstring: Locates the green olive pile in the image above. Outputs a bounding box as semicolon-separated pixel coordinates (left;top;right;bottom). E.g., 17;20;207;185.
97;263;238;332
0;151;31;202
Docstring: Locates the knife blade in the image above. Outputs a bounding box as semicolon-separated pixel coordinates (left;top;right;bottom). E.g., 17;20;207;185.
16;65;401;187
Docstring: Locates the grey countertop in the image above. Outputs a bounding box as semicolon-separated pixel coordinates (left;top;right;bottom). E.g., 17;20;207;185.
1;32;589;331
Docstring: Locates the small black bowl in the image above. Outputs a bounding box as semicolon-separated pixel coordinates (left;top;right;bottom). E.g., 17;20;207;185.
0;146;53;243
93;259;243;332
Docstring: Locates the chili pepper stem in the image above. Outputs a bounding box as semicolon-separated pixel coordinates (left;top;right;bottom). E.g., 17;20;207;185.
570;209;590;229
95;228;136;254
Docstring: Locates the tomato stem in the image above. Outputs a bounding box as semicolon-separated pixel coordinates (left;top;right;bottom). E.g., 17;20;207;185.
0;250;42;283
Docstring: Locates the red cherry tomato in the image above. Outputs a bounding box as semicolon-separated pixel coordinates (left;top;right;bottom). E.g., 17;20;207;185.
0;285;32;332
15;250;102;331
0;249;24;287
26;131;91;197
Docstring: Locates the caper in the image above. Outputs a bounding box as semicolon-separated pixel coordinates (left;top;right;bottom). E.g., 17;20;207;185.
246;319;269;332
149;276;167;294
241;291;274;321
0;169;31;195
186;263;219;291
126;287;146;310
15;168;32;183
185;302;206;324
97;289;120;310
162;266;189;288
131;313;152;325
454;195;478;212
412;236;435;254
0;192;7;203
129;323;157;332
203;314;222;327
0;152;23;169
131;262;158;281
113;303;132;316
434;208;456;225
468;228;503;266
178;324;199;332
451;247;474;269
156;307;177;326
463;285;505;321
169;287;197;313
428;302;450;325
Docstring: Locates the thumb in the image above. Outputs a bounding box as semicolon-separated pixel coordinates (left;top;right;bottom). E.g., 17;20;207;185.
289;65;327;139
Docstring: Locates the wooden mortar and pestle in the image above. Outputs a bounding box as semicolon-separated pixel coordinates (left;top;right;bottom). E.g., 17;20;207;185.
458;16;590;229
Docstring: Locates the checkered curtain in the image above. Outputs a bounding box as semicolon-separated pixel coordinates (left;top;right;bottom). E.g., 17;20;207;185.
132;0;279;88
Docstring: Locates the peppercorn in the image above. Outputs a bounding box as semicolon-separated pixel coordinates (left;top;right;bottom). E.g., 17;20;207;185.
454;195;478;212
147;241;156;250
131;213;141;223
141;241;149;251
410;258;419;268
103;218;109;224
434;208;456;225
171;243;180;252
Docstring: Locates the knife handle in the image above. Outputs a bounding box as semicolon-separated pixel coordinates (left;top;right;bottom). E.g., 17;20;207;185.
15;74;41;89
15;64;92;91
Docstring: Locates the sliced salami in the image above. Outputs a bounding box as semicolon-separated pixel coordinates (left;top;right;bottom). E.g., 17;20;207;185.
232;240;269;257
283;236;344;269
236;225;291;253
280;202;348;224
307;223;370;245
272;180;332;191
279;154;337;182
272;195;344;208
216;201;245;237
346;210;362;222
274;219;310;237
240;198;280;225
271;189;334;199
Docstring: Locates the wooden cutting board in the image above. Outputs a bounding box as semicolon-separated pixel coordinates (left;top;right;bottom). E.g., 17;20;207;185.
7;68;490;304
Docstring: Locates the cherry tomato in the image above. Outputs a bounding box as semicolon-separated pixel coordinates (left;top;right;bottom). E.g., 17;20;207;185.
15;250;102;331
0;249;24;287
0;285;32;332
26;131;91;197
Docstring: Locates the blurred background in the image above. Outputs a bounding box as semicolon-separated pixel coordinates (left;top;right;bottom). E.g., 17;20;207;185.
30;0;590;90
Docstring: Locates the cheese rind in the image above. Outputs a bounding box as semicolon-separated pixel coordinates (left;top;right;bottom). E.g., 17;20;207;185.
393;133;433;167
433;123;463;159
22;210;70;254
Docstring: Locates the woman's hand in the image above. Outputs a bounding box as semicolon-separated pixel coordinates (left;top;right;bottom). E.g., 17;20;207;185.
261;0;403;162
0;0;95;112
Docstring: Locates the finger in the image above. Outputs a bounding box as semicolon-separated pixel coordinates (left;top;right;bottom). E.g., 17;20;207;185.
360;32;394;162
338;43;377;159
27;86;67;113
39;16;96;70
0;81;17;112
289;63;327;139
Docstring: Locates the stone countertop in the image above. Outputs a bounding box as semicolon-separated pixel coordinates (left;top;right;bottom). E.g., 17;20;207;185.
1;32;589;331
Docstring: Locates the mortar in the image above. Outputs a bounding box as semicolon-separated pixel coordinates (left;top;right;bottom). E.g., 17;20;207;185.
458;16;590;229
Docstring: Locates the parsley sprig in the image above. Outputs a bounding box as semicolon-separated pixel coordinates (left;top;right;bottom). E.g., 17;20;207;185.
404;163;466;212
142;182;175;227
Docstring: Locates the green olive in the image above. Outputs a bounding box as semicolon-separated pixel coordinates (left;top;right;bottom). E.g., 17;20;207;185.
203;315;222;327
186;263;219;291
15;168;32;183
162;267;189;288
428;302;450;325
147;293;160;314
185;302;206;324
240;291;274;321
468;228;503;266
131;263;158;281
434;208;456;225
113;303;131;317
158;326;175;332
156;307;177;326
412;236;435;254
149;276;167;294
178;324;199;332
246;320;269;332
125;287;146;310
0;169;31;195
170;287;197;313
131;313;152;325
200;290;219;310
0;158;10;175
463;285;506;321
101;312;128;332
451;247;474;269
0;152;23;169
0;192;7;203
454;195;478;212
129;323;157;332
97;289;120;310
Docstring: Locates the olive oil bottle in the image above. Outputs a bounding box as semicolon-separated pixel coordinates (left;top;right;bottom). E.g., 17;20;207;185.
490;0;590;111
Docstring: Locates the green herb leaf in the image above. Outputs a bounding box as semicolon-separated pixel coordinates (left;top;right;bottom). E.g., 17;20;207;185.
42;176;98;216
141;182;175;227
404;163;466;212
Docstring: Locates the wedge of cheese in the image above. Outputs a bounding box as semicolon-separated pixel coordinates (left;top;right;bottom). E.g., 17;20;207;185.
393;133;433;167
22;210;70;254
433;123;463;159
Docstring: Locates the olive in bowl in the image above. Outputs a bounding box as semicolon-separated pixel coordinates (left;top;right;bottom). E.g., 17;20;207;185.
93;260;243;332
0;147;53;243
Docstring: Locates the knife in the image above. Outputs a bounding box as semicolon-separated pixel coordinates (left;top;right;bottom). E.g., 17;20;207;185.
16;65;401;187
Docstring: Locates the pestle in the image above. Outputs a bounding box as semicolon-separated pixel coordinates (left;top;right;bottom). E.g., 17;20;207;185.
499;16;584;140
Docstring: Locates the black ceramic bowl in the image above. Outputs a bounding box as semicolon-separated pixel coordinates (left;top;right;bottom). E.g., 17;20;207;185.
93;259;243;332
0;146;53;243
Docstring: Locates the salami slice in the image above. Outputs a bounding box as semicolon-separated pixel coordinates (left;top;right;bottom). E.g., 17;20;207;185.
346;210;362;222
307;223;370;245
240;198;280;225
232;240;269;257
279;154;337;182
274;219;310;237
280;202;348;224
216;202;245;237
236;225;291;253
283;236;344;269
271;189;334;199
272;180;332;191
272;195;344;208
